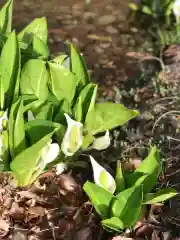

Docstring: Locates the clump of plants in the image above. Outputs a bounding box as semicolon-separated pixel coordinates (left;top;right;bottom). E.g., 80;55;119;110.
83;147;177;232
0;0;177;235
0;0;139;186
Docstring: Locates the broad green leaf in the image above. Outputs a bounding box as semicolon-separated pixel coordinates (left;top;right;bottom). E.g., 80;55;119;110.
102;217;124;232
9;98;26;158
48;61;76;104
18;17;48;46
111;185;143;228
0;0;13;34
20;59;49;101
143;188;177;205
115;161;125;193
83;181;114;218
85;102;139;135
53;55;67;65
10;130;55;186
32;36;49;59
34;102;54;121
126;146;162;194
70;43;89;88
25;119;60;144
74;83;97;123
0;31;20;109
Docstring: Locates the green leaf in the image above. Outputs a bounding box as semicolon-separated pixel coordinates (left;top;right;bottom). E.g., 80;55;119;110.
48;61;76;104
126;146;162;194
10;130;55;186
34;102;54;121
115;160;125;193
143;188;177;204
25;119;60;145
0;0;13;34
128;3;139;11
85;102;139;135
54;99;72;124
83;181;114;218
111;185;143;228
1;130;9;170
32;36;49;59
22;94;44;113
18;17;48;46
74;83;97;123
20;59;49;101
102;217;124;232
82;133;95;150
142;5;153;15
70;43;89;88
0;31;20;109
9;98;26;158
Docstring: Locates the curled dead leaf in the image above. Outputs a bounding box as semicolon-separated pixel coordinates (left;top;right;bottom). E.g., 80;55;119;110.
0;219;10;237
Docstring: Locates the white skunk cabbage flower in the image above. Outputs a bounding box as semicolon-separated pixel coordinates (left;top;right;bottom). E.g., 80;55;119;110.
173;0;180;22
0;110;8;133
36;141;60;170
92;130;110;150
61;113;83;156
56;162;68;175
90;155;116;194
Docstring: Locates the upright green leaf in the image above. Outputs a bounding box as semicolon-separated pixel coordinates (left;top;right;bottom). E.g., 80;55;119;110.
9;98;26;158
83;181;114;218
54;99;72;124
111;185;143;228
126;146;162;193
70;43;89;88
48;61;76;104
115;161;125;193
32;36;49;59
74;83;97;123
20;59;49;101
143;188;177;204
0;31;20;109
10;130;56;186
0;0;13;34
85;102;139;135
1;130;9;170
18;17;48;46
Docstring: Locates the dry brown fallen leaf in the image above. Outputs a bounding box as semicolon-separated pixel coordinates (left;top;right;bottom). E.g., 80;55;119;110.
0;219;10;237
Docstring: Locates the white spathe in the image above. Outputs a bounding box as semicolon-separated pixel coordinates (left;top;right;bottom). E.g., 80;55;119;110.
56;162;68;175
92;130;110;150
0;110;8;133
173;0;180;21
61;113;83;156
90;155;116;194
37;141;60;170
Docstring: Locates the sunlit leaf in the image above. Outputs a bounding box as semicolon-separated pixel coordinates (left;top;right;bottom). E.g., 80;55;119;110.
70;43;89;88
0;0;13;34
18;17;48;46
48;61;76;104
83;180;114;218
85;102;139;135
102;217;124;232
20;59;49;101
126;146;162;193
111;185;143;228
143;188;177;204
115;160;125;193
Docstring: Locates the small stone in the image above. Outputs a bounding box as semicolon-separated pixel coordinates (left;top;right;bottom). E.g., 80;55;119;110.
130;27;138;33
106;25;118;34
97;15;116;25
